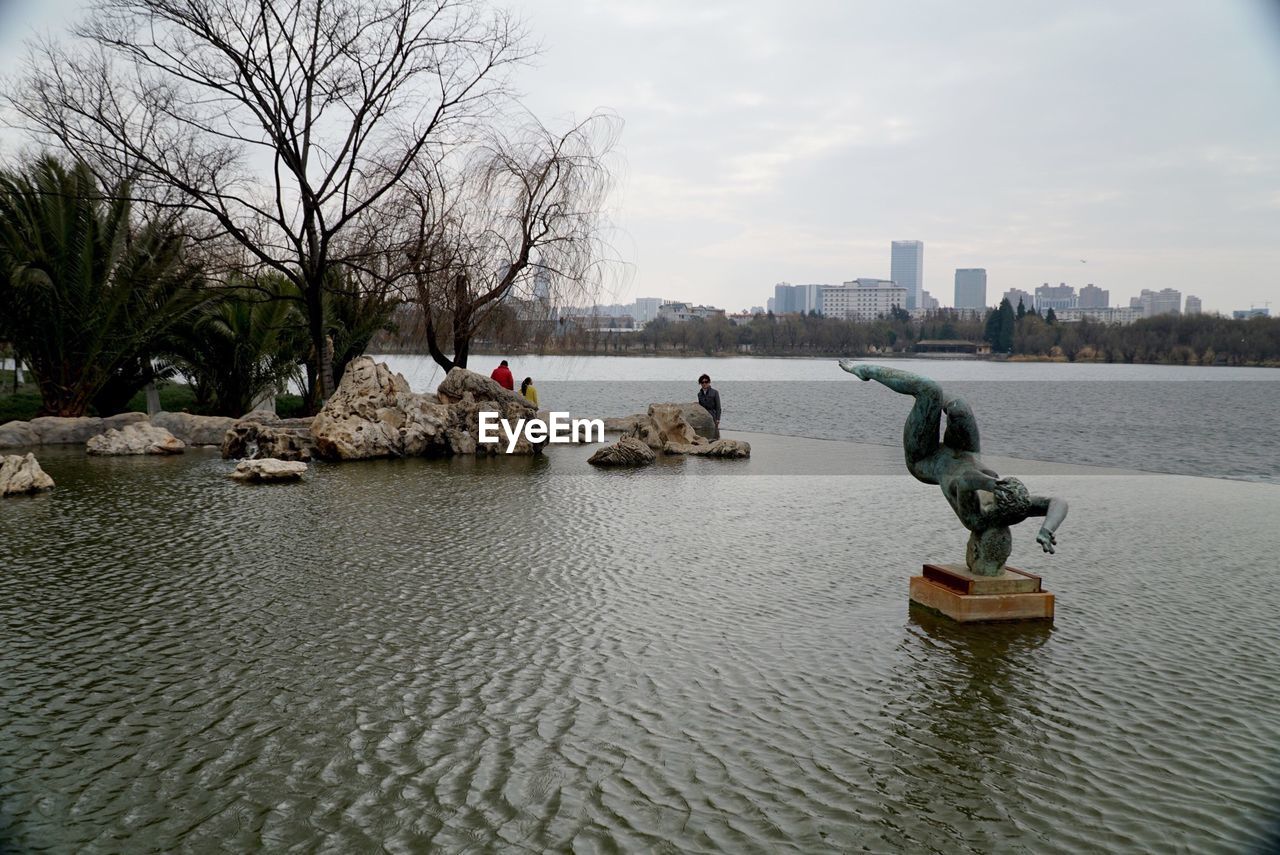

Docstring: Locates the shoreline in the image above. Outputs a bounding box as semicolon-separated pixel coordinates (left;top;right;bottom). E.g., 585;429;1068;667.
368;348;1280;368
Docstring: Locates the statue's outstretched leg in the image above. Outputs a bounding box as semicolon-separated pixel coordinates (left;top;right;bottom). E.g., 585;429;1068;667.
838;362;942;476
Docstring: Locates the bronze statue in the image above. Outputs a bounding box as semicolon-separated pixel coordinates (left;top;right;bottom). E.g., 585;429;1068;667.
839;361;1067;575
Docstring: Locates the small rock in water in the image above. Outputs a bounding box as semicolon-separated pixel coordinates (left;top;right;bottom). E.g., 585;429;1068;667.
0;453;55;496
228;458;308;482
588;436;656;467
664;439;751;458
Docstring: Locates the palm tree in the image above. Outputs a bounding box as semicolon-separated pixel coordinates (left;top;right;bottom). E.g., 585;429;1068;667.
0;156;206;416
166;275;308;417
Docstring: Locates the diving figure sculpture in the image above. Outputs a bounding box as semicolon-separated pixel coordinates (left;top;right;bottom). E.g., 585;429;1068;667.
838;361;1067;575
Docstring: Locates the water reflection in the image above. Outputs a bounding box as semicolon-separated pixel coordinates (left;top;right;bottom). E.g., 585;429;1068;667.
861;611;1055;851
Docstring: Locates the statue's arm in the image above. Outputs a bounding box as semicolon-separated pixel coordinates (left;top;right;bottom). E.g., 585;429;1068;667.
1030;496;1068;553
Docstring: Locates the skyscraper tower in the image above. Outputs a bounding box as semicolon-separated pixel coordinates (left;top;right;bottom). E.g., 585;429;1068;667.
891;240;924;309
954;269;987;309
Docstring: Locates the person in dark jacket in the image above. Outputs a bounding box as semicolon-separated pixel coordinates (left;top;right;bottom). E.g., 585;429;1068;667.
490;360;514;391
697;373;721;433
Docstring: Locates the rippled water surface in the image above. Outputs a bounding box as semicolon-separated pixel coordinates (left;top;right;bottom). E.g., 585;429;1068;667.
4;437;1280;853
386;354;1280;483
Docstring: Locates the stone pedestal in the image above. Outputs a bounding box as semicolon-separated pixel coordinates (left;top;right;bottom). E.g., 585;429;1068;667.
909;563;1054;623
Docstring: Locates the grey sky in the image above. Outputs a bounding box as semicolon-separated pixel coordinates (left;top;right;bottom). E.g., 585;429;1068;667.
4;0;1279;313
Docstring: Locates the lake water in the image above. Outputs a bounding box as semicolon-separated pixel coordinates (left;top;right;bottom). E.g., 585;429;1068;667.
2;355;1279;853
386;354;1280;483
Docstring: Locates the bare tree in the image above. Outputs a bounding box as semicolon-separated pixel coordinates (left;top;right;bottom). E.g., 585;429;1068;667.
392;112;618;371
9;0;528;404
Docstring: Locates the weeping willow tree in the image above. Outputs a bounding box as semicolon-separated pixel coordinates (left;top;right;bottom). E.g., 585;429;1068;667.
0;156;206;416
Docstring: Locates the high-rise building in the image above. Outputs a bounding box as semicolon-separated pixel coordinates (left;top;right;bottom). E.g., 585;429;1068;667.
772;283;826;314
1078;284;1109;308
891;240;924;310
773;283;795;314
1132;288;1181;317
1003;288;1034;311
821;279;908;321
532;267;552;302
954;269;987;309
1184;295;1202;315
1035;283;1078;312
633;297;664;324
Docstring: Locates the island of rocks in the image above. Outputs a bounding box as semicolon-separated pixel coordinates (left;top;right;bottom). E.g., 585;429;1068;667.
0;357;751;493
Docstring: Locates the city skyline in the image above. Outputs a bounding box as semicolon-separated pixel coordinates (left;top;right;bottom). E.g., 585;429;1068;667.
2;0;1278;314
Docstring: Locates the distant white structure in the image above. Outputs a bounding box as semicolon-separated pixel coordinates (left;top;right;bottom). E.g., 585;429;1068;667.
821;279;908;321
954;269;987;309
633;297;664;324
657;302;726;323
1233;307;1270;319
891;240;924;309
1035;283;1077;312
1131;288;1181;317
1056;306;1145;325
1184;295;1202;315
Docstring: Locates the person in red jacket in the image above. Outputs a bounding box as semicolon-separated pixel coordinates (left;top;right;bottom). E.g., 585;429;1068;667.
490;359;515;391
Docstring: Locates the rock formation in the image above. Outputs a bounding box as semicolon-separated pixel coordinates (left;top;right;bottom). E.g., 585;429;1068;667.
605;403;717;441
86;424;186;455
588;436;657;467
221;414;316;461
308;357;546;461
0;453;55;496
228;458;307;482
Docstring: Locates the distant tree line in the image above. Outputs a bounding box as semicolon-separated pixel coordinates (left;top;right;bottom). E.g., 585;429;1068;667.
510;303;1280;366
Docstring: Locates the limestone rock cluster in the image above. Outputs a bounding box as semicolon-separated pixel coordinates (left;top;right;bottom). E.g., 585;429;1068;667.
307;357;544;461
86;424;185;455
0;453;55;496
221;414;316;462
592;403;749;465
603;403;717;441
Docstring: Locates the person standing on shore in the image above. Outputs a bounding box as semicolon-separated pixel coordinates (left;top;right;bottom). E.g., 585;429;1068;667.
520;377;539;407
491;360;514;391
697;373;721;435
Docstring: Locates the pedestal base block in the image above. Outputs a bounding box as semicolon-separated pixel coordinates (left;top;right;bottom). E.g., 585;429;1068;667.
910;564;1054;623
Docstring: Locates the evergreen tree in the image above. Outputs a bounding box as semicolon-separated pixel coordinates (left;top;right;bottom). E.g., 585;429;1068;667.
983;308;1000;345
1016;298;1027;321
996;298;1015;353
1046;307;1058;324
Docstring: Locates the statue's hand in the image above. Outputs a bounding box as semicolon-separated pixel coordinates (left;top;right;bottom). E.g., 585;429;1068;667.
838;360;872;380
1036;527;1057;554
